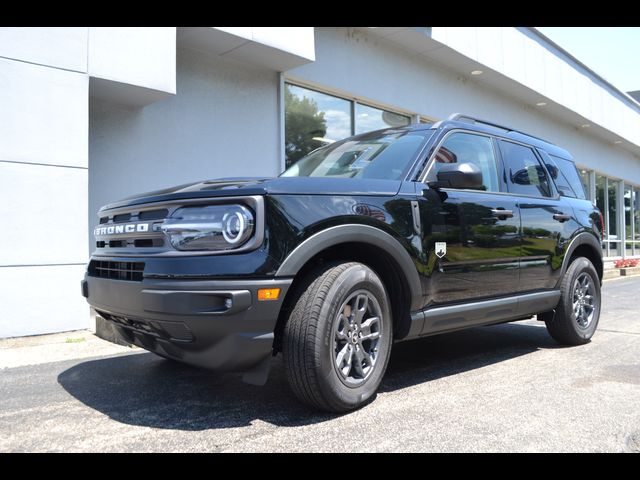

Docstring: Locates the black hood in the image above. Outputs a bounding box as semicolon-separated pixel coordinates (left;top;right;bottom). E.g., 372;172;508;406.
100;177;403;211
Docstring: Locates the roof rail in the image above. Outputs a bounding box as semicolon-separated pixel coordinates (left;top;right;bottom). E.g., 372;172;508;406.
447;113;553;145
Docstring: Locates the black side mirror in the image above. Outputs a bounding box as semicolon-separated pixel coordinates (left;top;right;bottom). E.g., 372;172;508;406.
545;164;558;179
429;162;483;190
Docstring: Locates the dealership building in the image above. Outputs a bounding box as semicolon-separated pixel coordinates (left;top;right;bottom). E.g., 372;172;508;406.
1;27;640;338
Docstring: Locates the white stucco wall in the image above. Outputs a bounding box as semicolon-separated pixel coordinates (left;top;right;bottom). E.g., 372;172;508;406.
0;43;89;338
288;27;640;184
0;27;88;72
214;27;315;61
430;27;640;150
0;58;88;167
88;27;176;94
0;27;178;338
89;47;281;239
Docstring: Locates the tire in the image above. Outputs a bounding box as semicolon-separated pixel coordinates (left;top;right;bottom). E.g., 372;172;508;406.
544;256;601;345
283;262;393;413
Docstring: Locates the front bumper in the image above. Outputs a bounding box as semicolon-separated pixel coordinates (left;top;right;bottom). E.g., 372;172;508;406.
82;273;292;383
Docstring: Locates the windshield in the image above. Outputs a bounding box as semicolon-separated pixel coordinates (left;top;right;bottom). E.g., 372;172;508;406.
281;128;432;180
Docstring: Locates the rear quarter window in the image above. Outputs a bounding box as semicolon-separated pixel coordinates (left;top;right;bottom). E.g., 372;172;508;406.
540;151;587;200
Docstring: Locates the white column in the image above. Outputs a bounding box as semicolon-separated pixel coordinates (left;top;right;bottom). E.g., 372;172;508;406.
0;31;90;338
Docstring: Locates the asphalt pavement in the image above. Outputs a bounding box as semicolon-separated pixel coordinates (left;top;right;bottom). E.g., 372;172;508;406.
1;276;639;452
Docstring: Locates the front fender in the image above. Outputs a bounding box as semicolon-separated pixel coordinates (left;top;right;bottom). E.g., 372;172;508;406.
274;224;423;311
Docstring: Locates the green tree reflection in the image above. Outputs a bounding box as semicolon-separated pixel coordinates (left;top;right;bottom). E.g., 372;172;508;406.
285;86;327;168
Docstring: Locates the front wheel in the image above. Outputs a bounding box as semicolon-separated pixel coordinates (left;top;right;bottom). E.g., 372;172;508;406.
544;256;601;345
283;262;393;413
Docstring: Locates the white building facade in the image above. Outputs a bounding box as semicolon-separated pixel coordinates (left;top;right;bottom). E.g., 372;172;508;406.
1;27;640;338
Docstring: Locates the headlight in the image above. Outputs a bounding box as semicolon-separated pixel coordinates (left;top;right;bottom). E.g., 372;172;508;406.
161;205;255;251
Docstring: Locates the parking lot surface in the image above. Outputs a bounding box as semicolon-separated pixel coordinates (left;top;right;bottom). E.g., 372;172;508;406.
1;277;639;452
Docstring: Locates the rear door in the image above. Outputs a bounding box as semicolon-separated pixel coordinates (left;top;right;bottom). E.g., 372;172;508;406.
418;130;521;306
498;140;575;291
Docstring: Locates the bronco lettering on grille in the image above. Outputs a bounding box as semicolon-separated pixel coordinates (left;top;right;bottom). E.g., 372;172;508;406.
94;223;150;236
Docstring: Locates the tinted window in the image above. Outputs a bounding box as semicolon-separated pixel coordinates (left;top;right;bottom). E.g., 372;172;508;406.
281;129;430;180
500;141;552;197
428;132;500;192
549;155;586;199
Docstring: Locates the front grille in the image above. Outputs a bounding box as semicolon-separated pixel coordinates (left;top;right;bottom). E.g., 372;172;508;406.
95;208;169;251
139;209;168;221
88;260;145;281
99;208;168;225
95;238;164;249
113;213;132;223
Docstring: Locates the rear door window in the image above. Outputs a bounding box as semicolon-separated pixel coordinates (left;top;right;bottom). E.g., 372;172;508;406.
499;140;553;197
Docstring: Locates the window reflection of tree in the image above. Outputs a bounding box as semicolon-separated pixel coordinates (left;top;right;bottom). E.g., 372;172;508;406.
284;86;328;168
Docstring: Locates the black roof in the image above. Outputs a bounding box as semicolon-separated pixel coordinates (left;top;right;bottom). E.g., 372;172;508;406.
352;113;574;160
434;113;573;160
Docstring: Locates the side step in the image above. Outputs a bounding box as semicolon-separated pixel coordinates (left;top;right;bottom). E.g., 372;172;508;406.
406;290;561;339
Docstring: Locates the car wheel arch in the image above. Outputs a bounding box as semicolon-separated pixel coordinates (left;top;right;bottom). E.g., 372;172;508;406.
272;225;423;350
558;232;603;285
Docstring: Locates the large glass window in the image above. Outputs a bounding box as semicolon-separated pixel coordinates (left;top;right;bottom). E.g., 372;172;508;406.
596;174;608;255
355;104;410;134
579;168;592;201
428;132;500;192
625;184;632;241
608;179;618;239
281;129;430;180
635;187;640;255
500;141;552;197
596;174;606;226
597;173;624;257
635;188;640;239
284;85;350;168
625;184;633;257
284;83;410;168
593;175;640;259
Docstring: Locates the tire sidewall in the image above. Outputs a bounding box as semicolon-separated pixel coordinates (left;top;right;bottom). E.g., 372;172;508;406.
315;265;392;409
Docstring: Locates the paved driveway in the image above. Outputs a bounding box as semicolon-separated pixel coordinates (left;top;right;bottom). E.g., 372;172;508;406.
1;277;639;452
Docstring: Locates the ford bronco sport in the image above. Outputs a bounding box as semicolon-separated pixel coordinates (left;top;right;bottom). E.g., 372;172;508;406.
82;113;604;412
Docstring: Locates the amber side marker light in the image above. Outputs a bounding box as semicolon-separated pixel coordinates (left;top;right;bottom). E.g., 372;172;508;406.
258;288;281;301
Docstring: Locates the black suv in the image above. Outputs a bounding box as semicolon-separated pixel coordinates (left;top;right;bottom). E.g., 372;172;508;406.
82;113;603;412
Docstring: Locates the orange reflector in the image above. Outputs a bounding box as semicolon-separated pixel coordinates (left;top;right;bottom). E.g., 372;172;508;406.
258;288;281;301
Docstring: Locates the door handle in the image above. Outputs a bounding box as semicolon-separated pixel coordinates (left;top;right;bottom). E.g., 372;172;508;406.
553;213;571;222
491;208;514;218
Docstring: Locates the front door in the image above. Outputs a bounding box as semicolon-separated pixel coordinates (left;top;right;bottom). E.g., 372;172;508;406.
418;130;521;307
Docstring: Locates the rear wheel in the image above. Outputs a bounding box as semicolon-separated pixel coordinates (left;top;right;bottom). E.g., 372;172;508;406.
543;257;601;345
283;262;392;413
